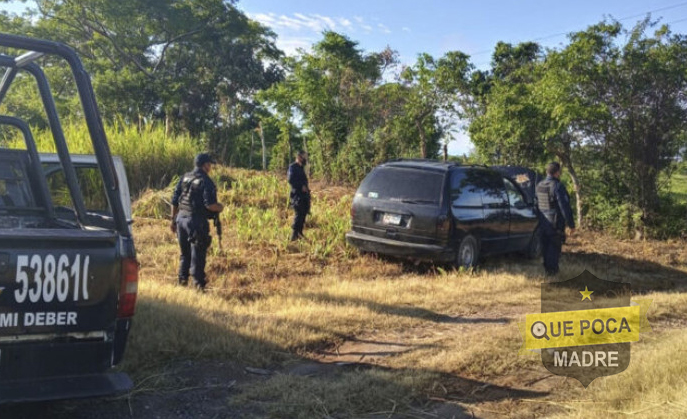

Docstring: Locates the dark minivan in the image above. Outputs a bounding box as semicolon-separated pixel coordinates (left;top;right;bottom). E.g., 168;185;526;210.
346;160;541;267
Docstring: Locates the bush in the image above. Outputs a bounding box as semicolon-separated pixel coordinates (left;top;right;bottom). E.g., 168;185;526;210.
646;195;687;240
584;197;644;238
584;192;687;239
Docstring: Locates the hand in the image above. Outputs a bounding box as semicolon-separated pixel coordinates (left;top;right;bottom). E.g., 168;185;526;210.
170;220;177;234
302;185;309;193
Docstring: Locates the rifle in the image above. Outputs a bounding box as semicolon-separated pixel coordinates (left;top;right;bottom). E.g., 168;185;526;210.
213;212;223;251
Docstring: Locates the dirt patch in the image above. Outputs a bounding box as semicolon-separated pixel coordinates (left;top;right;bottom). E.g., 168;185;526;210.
314;312;514;366
3;360;259;419
318;338;424;364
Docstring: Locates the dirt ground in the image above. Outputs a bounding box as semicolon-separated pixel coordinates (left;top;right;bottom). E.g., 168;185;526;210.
2;312;563;419
3;315;683;419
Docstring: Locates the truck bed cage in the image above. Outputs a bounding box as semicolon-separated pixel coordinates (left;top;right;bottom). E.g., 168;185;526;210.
0;34;129;236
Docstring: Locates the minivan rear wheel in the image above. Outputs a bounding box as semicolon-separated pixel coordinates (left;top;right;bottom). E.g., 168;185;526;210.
456;235;479;268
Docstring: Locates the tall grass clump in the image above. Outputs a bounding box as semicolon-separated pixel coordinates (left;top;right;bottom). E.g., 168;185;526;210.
6;120;201;194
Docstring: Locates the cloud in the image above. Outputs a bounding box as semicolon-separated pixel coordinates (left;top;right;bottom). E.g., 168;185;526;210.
313;14;338;30
402;27;411;33
248;12;396;55
275;36;315;56
252;13;276;25
251;12;392;35
250;12;340;32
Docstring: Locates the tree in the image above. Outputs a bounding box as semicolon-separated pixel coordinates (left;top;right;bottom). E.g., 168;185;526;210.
543;19;687;228
260;32;393;181
468;20;687;234
1;0;283;151
400;51;472;158
468;42;547;164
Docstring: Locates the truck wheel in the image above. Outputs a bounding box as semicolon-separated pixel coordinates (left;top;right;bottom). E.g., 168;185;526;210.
456;235;479;268
526;228;542;259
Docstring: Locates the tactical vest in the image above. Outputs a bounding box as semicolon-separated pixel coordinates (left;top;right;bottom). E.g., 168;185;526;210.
536;178;558;226
178;172;204;213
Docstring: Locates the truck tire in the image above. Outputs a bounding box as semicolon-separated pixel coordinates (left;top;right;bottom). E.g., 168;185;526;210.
456;235;479;268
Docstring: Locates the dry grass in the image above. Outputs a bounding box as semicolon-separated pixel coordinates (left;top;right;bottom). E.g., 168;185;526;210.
550;330;687;419
124;166;687;418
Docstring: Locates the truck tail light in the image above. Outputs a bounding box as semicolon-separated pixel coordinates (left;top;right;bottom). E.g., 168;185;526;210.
350;204;356;219
118;257;139;318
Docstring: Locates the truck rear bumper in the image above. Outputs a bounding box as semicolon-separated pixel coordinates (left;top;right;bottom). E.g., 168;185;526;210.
346;230;455;262
0;372;132;403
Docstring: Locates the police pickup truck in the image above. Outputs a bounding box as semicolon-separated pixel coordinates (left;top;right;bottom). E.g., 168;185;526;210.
0;34;138;402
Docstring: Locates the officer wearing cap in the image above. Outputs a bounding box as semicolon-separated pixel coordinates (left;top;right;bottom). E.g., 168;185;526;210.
170;153;224;290
288;150;310;241
535;162;575;276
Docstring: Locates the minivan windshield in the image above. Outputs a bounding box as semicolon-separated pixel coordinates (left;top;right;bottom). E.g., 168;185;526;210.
356;167;445;204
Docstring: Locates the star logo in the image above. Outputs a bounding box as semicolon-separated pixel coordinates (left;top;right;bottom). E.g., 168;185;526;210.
521;270;649;387
580;286;593;301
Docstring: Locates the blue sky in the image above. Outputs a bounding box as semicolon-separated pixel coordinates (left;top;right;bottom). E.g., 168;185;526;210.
240;0;687;66
4;1;687;154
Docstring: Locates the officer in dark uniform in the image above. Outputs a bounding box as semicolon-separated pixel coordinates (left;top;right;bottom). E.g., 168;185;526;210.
535;162;575;276
170;153;224;290
287;150;310;241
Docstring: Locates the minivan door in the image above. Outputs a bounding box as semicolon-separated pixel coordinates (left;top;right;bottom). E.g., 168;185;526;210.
503;177;538;251
478;170;510;254
450;168;509;254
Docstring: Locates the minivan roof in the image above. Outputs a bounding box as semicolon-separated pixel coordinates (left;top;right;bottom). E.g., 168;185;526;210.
382;159;487;172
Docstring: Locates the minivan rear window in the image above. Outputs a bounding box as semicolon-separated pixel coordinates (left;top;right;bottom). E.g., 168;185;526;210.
356;167;445;204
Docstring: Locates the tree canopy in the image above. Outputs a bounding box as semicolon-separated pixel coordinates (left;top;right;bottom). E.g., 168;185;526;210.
0;3;684;237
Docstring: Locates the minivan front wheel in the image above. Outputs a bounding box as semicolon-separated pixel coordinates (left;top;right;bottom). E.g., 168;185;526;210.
456;235;479;268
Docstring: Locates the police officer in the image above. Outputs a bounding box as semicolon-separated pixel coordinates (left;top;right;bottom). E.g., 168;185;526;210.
170;153;224;291
536;162;575;276
288;150;310;241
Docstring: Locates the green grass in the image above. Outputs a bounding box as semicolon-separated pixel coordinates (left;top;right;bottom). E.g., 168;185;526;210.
4;121;201;195
669;169;687;204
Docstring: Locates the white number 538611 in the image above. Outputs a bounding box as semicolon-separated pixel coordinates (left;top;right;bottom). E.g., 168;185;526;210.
14;254;90;304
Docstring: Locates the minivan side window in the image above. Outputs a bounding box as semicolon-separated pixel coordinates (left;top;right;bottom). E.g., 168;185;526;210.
503;178;526;208
450;169;483;207
479;171;508;207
